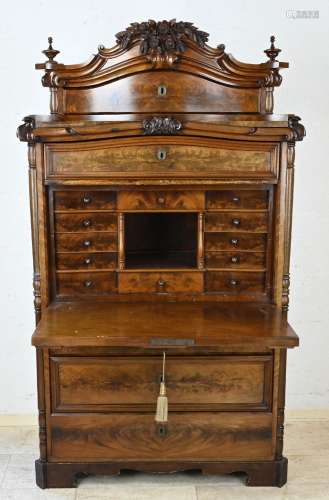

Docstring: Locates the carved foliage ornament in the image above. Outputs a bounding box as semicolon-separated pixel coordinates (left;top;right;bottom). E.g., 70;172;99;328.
143;117;182;135
116;19;209;58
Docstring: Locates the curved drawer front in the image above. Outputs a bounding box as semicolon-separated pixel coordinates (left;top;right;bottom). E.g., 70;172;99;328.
50;355;272;412
45;139;278;179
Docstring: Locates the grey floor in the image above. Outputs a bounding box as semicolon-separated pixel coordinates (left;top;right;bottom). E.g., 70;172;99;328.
0;417;328;499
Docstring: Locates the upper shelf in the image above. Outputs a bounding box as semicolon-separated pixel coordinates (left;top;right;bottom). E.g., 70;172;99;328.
33;20;289;115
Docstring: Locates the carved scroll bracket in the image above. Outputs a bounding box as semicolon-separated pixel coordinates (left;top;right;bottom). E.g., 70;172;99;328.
143;117;182;135
17;117;36;144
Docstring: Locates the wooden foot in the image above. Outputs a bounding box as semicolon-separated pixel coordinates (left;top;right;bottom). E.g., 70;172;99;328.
35;458;288;489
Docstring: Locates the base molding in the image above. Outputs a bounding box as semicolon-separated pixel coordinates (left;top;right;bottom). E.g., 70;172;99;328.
35;457;288;489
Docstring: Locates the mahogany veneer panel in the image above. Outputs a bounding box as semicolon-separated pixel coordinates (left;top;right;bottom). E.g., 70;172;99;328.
206;190;269;210
32;302;299;348
49;412;273;462
56;252;117;271
54;213;117;233
118;190;204;211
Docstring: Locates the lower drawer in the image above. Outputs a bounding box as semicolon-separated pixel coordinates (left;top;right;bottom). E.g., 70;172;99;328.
49;412;274;461
119;271;204;293
56;272;117;297
205;271;266;294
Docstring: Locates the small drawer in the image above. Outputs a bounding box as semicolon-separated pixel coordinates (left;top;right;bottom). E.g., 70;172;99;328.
119;271;203;293
54;191;116;211
56;252;117;271
56;233;117;252
54;213;117;233
50;355;272;411
117;191;204;210
205;212;268;233
205;233;267;252
206;190;268;210
205;252;266;270
56;272;117;297
205;271;266;294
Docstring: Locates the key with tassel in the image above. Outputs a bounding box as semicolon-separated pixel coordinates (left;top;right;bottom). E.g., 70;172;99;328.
155;351;168;423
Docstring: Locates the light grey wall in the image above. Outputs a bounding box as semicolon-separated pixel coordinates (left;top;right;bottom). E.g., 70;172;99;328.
0;0;328;413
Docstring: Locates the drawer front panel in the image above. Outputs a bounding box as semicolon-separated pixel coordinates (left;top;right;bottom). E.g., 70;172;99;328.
205;233;267;252
54;191;116;211
50;355;272;411
55;213;117;233
56;272;117;296
205;252;266;270
205;212;268;233
56;252;117;271
49;412;273;461
117;191;204;211
206;190;269;210
46;140;276;179
119;272;203;293
205;271;266;294
56;233;117;252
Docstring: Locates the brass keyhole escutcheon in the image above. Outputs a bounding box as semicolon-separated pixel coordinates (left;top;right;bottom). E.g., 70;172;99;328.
157;149;167;161
157;84;167;97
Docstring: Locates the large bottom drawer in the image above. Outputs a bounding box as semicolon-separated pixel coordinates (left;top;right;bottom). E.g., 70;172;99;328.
49;412;274;462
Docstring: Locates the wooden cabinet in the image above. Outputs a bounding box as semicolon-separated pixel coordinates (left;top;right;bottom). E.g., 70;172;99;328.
17;21;305;489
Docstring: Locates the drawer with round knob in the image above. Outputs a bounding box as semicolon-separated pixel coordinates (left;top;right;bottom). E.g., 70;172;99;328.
54;213;117;233
205;271;266;294
56;233;117;252
56;272;117;297
119;271;203;294
205;212;268;233
205;233;267;252
54;191;116;211
56;252;117;271
206;190;269;210
205;252;266;270
117;191;204;211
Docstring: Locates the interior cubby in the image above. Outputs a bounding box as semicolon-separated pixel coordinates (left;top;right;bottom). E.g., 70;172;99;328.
124;213;198;269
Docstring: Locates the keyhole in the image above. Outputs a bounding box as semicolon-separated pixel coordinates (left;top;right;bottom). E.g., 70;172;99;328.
157;149;167;161
158;425;167;437
157;84;167;97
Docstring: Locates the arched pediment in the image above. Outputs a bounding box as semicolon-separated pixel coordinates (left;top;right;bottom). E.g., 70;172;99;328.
36;21;288;114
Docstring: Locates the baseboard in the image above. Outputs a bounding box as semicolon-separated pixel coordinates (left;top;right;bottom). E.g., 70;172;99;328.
0;414;38;426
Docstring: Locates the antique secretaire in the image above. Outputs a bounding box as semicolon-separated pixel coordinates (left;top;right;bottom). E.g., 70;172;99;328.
17;20;305;488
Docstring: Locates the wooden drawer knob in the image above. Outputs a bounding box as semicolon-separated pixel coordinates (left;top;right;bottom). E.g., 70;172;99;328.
232;218;241;226
229;279;239;287
82;219;92;227
157;196;166;205
157;149;167;161
232;196;240;203
230;238;239;246
84;257;92;265
156;279;167;292
83;239;92;247
84;280;93;288
83;196;92;204
231;255;240;263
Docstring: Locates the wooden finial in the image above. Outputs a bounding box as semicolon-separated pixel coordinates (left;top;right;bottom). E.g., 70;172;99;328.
42;36;60;62
264;35;281;62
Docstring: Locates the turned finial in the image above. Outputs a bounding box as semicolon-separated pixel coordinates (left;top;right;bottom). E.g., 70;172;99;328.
264;35;281;62
42;36;60;62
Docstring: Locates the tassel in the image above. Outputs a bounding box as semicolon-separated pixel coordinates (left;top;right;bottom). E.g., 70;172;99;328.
155;352;168;423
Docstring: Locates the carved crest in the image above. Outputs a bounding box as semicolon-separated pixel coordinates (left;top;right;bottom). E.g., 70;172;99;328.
143;117;183;135
116;19;208;64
